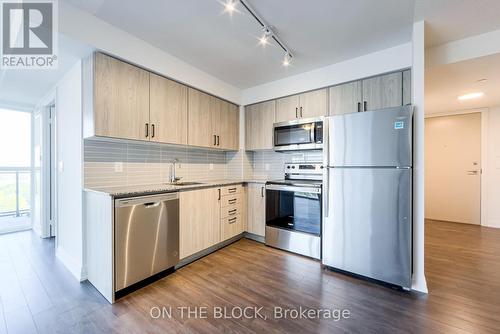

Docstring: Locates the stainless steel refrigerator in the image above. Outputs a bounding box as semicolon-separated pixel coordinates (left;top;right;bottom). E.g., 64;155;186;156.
322;105;413;289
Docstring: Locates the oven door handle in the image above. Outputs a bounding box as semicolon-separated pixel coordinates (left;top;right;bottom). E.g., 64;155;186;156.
265;184;321;194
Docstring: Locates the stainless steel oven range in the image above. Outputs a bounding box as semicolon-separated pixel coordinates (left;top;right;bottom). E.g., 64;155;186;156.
265;162;322;259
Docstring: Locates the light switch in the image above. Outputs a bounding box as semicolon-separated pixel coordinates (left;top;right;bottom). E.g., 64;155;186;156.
114;162;123;172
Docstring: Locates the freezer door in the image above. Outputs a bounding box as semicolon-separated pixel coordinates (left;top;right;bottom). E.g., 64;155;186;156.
328;106;413;167
322;167;412;288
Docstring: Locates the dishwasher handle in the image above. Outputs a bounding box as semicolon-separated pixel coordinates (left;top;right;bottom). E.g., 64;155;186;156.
116;193;179;207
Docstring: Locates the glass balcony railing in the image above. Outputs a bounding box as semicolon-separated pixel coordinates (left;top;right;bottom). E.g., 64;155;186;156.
0;168;31;218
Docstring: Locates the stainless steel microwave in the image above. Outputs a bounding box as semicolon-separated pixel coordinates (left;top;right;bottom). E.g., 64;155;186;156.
273;117;324;152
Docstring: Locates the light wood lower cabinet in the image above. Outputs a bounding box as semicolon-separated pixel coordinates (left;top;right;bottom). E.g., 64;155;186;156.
179;187;221;259
246;183;266;237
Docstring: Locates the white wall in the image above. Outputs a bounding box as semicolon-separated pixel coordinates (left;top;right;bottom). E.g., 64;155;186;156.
411;21;427;293
59;2;241;105
54;60;85;281
242;43;412;105
482;106;500;228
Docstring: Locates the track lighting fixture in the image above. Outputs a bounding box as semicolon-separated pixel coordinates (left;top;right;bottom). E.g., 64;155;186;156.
223;0;294;67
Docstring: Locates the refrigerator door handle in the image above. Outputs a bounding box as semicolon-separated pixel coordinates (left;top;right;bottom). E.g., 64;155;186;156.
323;117;329;217
323;168;329;217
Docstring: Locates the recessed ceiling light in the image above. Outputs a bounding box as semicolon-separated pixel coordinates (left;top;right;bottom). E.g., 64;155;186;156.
458;92;484;100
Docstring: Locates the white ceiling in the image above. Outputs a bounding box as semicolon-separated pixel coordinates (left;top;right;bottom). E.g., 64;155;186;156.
415;0;500;47
63;0;415;88
425;53;500;114
0;35;92;108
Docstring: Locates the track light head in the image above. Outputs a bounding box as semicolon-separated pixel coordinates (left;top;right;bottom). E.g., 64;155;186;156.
224;0;238;13
259;26;273;46
282;52;292;67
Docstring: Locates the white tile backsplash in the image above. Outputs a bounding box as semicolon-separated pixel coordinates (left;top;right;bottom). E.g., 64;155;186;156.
84;139;323;188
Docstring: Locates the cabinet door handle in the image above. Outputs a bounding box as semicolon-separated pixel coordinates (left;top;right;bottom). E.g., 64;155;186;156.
218;189;221;200
213;135;217;146
145;123;149;138
261;186;264;198
228;199;237;204
228;209;237;215
300;106;303;118
363;101;367;112
357;102;361;112
217;135;220;146
151;124;155;138
228;217;237;224
228;187;237;193
295;107;298;118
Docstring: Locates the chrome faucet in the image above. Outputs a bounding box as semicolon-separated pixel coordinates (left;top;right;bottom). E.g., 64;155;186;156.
170;158;182;183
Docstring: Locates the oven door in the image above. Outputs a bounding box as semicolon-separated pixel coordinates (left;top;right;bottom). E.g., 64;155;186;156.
265;184;321;236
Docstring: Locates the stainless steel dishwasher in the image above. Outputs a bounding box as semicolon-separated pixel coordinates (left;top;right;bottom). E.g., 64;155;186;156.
114;193;179;292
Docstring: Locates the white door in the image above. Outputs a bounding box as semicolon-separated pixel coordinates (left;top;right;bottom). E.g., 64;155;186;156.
425;113;481;225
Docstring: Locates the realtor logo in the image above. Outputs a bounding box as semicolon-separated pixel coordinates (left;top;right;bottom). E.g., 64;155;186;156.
1;0;58;69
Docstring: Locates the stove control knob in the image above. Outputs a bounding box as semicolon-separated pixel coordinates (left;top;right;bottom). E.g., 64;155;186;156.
286;166;291;169
292;166;296;169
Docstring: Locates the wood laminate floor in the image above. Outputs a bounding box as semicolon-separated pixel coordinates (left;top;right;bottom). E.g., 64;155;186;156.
0;220;499;333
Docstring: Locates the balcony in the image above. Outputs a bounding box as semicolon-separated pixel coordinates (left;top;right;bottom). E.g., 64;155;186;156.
0;168;31;234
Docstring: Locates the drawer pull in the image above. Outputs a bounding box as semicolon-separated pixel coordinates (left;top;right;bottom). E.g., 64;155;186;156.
228;209;237;215
228;199;237;204
228;217;237;224
228;187;237;193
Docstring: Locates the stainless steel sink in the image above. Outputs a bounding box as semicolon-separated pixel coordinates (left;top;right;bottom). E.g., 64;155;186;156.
166;182;204;186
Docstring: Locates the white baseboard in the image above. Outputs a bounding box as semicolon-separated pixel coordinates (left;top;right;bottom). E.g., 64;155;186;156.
482;219;500;229
56;246;86;281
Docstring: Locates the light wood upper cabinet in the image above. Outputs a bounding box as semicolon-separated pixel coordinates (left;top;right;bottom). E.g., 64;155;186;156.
276;95;300;122
329;80;362;115
188;88;239;150
362;72;403;111
246;183;266;237
275;89;327;122
188;88;213;148
245;100;275;151
179;187;221;259
300;89;328;118
403;69;411;106
219;102;239;150
149;73;187;145
93;52;150;141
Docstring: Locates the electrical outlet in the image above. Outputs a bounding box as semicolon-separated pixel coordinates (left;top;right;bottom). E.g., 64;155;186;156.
209;163;214;170
114;162;123;172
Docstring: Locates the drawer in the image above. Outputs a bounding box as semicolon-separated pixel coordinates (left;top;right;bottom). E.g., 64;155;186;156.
221;184;243;196
221;214;243;241
221;203;242;218
221;193;243;207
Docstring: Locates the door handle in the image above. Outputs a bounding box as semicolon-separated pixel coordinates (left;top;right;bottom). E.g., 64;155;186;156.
151;124;155;138
363;101;367;112
467;170;479;175
300;106;303;118
145;123;149;138
218;188;221;200
357;102;361;112
213;135;217;146
261;186;264;198
295;107;298;118
228;217;237;224
144;202;161;208
217;135;220;146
